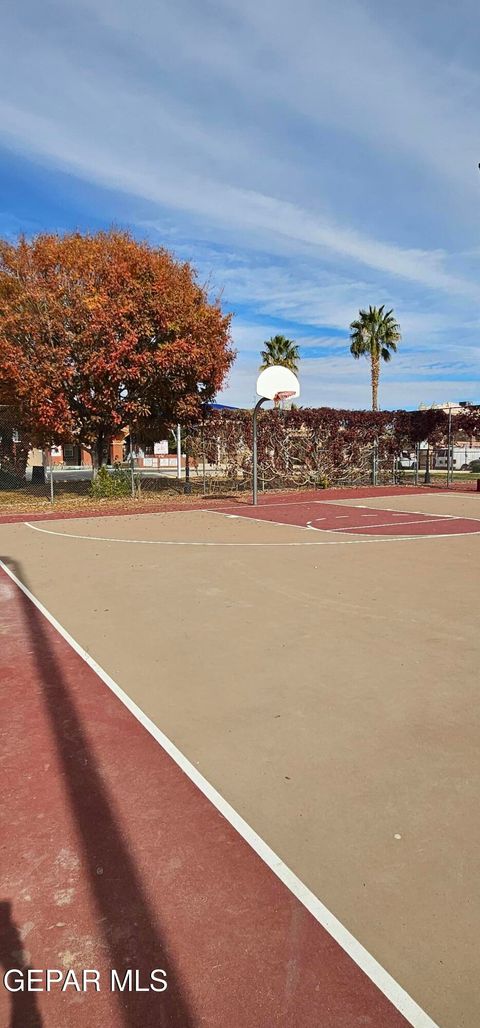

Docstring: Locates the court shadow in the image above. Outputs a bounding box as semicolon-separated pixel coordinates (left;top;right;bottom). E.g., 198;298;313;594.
0;901;43;1028
1;557;195;1028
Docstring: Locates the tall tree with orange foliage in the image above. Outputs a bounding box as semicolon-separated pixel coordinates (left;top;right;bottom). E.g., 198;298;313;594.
0;231;234;466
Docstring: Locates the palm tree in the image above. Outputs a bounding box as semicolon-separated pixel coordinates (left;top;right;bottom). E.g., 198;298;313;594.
260;334;300;374
349;305;400;411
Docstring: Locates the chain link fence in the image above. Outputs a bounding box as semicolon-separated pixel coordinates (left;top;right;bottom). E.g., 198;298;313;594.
0;405;51;500
1;405;479;506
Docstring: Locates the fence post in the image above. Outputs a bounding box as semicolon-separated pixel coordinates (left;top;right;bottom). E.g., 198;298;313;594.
176;424;182;479
414;443;419;486
130;435;135;499
447;408;452;487
49;448;54;503
372;439;378;486
184;433;191;494
201;418;206;496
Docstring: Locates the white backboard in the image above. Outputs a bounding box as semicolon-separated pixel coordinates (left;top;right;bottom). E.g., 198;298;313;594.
256;365;300;401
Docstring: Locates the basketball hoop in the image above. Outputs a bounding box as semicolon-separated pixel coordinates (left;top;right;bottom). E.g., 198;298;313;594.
253;365;300;506
256;366;300;402
274;390;296;403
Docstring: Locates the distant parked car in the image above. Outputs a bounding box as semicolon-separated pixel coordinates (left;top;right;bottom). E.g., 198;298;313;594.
397;451;417;469
435;447;480;470
467;459;480;473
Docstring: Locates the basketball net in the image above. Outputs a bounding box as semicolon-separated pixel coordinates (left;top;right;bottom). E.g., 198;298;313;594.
274;390;296;403
273;390;296;407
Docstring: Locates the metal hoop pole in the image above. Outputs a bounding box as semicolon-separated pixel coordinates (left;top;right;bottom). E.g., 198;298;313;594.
252;398;266;505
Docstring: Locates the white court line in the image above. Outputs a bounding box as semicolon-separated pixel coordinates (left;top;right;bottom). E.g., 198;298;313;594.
329;517;460;533
350;504;455;517
204;508;313;533
350;503;480;524
0;555;440;1028
25;521;480;547
225;507;473;539
206;507;444;534
205;502;479;532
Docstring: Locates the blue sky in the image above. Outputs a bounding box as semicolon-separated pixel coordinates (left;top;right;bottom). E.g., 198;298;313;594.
1;0;480;409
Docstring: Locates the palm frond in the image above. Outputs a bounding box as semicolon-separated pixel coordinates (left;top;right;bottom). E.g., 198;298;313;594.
259;334;300;372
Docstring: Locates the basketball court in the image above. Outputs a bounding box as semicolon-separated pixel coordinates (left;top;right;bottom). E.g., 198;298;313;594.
1;485;479;1027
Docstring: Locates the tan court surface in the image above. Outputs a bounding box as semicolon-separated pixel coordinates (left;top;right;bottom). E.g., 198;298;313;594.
1;490;479;1028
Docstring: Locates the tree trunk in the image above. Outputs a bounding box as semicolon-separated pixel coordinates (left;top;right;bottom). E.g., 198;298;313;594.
370;353;380;411
93;432;110;473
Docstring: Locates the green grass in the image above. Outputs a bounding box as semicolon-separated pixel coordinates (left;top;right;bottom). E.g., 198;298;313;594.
399;470;479;482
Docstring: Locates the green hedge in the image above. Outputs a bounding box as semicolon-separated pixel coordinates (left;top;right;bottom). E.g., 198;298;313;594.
90;465;131;498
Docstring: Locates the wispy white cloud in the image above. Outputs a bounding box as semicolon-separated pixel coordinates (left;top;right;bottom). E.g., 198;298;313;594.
2;89;475;299
0;0;479;407
222;333;480;410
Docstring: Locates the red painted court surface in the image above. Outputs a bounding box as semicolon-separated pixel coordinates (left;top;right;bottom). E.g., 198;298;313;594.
1;486;479;1028
212;497;480;537
0;482;470;527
